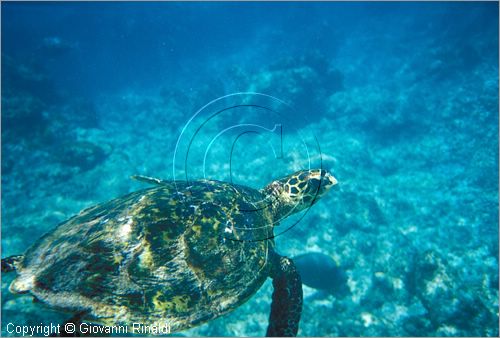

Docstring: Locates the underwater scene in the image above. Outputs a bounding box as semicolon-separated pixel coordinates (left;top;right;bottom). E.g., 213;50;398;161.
1;1;499;337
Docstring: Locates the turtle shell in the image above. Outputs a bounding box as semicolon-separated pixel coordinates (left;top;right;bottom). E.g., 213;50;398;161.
10;180;275;332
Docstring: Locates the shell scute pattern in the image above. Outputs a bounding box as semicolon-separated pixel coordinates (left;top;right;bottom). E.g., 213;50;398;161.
12;180;275;331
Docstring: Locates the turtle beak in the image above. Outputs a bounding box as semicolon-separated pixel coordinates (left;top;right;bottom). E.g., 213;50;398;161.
322;172;338;190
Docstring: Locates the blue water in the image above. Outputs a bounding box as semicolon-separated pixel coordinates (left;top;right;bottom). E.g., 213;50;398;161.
1;2;498;336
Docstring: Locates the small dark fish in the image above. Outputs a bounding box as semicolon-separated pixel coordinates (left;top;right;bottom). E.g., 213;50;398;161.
293;252;349;297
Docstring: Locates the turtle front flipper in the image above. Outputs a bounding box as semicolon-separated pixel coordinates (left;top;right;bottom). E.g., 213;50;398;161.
267;252;303;337
1;255;23;272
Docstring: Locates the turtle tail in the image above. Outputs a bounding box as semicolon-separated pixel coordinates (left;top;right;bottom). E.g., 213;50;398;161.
2;255;23;273
266;254;303;337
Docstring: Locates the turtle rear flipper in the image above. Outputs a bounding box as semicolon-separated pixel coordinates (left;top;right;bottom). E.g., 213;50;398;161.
2;255;23;272
267;253;303;337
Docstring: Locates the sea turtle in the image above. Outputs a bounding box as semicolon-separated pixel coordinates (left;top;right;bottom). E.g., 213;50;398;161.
2;169;337;336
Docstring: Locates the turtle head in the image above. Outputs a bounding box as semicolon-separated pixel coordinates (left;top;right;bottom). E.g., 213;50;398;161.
263;169;338;221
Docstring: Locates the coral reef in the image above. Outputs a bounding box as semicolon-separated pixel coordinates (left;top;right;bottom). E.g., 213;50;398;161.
1;3;498;337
